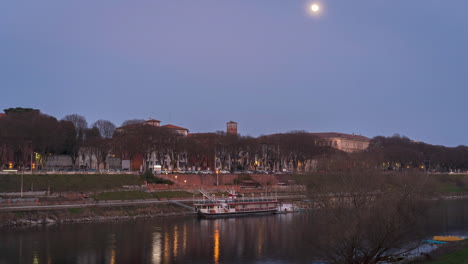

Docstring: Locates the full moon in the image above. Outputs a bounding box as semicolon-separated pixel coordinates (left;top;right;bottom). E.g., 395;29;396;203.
310;4;320;12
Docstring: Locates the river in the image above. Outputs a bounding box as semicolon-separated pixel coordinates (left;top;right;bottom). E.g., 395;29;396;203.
1;199;468;264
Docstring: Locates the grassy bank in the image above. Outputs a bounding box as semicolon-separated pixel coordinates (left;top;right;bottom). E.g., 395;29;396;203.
93;190;196;201
411;240;468;264
294;172;468;195
426;248;468;264
152;191;196;199
433;174;468;193
93;191;153;200
0;174;143;193
0;203;191;227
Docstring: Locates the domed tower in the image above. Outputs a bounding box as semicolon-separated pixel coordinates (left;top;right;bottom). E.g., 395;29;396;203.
226;121;238;135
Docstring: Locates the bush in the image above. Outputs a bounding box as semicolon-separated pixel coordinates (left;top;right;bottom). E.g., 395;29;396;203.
142;170;174;185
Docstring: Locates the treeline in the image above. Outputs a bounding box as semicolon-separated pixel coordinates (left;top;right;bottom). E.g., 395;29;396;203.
1;108;468;172
319;134;468;173
0;108;335;171
368;135;468;172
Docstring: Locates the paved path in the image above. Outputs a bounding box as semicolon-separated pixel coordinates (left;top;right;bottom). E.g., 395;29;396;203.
0;199;195;211
0;195;306;212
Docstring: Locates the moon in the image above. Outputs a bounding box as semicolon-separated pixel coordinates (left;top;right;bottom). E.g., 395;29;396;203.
310;3;320;12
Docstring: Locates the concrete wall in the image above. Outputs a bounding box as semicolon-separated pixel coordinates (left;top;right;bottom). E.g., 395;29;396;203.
45;155;73;169
107;157;121;170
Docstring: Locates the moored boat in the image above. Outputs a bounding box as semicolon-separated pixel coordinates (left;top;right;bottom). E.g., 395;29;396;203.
433;236;463;242
194;189;279;218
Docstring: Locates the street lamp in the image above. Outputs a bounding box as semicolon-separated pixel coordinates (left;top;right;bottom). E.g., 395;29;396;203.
216;170;219;186
21;169;24;198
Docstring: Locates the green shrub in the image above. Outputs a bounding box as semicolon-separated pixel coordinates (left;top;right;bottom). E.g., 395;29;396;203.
68;208;83;214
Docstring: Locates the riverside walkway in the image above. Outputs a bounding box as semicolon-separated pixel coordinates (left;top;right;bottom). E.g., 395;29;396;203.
0;194;306;212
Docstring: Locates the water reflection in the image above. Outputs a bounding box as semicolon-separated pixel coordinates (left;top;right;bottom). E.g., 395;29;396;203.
213;225;220;264
151;231;161;264
1;200;468;264
182;224;187;254
173;225;178;258
163;232;169;264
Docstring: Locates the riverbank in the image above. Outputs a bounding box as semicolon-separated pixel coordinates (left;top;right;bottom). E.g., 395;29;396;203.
0;203;196;228
410;239;468;263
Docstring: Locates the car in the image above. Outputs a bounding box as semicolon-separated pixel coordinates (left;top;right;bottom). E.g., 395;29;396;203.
219;170;231;174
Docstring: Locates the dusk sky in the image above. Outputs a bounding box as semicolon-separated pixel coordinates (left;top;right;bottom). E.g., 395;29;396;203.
2;1;468;146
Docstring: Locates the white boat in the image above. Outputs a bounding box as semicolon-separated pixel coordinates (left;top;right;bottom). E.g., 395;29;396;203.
194;189;279;218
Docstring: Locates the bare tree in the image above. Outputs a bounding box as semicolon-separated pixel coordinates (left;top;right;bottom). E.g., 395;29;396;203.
121;119;145;127
62;114;88;168
62;114;88;139
301;169;435;264
92;120;116;138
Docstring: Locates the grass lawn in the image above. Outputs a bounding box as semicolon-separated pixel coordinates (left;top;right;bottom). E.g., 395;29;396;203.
93;191;153;201
152;191;195;199
0;174;143;193
424;247;468;264
432;174;468;193
93;190;198;200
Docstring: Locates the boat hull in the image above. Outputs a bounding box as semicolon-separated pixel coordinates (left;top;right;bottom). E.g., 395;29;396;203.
198;209;278;219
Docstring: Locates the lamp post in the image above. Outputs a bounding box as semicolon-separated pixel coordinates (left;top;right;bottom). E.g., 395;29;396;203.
21;169;24;198
216;170;219;186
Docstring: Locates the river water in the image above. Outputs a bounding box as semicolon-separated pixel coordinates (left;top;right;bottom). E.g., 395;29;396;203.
1;199;468;264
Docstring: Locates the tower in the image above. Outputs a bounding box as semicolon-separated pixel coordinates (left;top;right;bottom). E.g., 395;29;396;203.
226;121;238;135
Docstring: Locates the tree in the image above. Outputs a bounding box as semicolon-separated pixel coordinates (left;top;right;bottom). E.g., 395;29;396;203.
301;169;434;264
121;119;145;127
92;119;116;138
62;114;88;140
62;114;88;168
0;110;71;169
4;107;40;114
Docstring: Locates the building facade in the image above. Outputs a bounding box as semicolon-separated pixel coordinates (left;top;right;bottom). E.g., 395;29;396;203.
226;121;238;135
311;132;370;153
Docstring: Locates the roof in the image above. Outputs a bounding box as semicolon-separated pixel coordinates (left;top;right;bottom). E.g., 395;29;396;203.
0;113;6;118
309;132;370;142
162;124;189;131
227;121;237;124
146;119;161;123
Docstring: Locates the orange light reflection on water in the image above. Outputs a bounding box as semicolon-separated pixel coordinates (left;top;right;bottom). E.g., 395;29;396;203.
173;225;179;258
213;227;220;264
110;249;116;264
163;232;170;264
183;224;187;254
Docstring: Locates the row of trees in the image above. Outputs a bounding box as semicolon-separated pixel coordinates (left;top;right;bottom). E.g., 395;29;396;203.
0;109;338;171
2;108;468;172
368;134;468;172
0;109;118;169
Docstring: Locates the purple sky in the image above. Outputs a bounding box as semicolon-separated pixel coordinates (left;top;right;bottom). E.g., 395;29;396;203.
2;1;468;146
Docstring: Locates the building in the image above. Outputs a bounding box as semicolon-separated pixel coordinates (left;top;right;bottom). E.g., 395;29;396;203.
310;132;370;153
226;121;238;135
161;124;189;136
115;118;161;133
145;118;161;127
